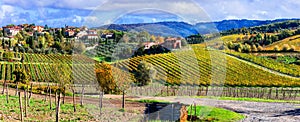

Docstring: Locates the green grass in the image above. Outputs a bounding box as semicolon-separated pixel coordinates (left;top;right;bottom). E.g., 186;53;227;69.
0;94;95;121
92;56;105;62
194;96;300;104
129;99;244;122
187;105;245;122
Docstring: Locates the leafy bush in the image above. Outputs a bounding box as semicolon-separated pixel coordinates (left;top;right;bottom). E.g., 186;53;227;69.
273;45;280;51
257;45;263;51
133;61;152;86
290;45;296;51
251;44;258;52
282;44;290;51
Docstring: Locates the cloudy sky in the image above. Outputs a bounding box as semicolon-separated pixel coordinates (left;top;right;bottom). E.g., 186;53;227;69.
1;0;300;27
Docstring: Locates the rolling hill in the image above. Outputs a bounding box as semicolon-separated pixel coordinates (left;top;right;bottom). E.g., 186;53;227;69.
264;34;300;51
96;19;299;37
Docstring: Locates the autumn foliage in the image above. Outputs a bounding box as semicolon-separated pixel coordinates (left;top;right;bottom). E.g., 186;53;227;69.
95;62;117;93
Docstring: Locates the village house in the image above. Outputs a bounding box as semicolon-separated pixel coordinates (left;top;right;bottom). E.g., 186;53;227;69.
101;33;114;39
77;30;99;40
75;31;88;39
32;26;44;32
144;42;157;49
161;37;182;49
142;37;182;50
3;26;22;36
65;30;75;37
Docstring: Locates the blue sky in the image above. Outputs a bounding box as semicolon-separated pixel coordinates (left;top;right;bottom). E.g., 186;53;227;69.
1;0;300;27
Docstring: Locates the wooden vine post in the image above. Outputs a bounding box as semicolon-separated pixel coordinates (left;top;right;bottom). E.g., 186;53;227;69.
80;84;85;106
18;91;23;122
72;86;76;112
6;84;9;103
55;92;61;122
49;85;52;110
24;86;27;117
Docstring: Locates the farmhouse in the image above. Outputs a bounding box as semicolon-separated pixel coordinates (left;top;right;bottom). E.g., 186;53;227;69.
161;37;182;49
144;42;157;49
3;26;22;36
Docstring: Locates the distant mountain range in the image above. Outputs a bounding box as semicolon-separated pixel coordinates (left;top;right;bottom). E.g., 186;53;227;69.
96;19;300;37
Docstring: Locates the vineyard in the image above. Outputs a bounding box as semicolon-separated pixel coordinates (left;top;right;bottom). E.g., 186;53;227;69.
113;44;300;87
0;51;97;83
226;51;300;77
0;43;300;121
0;44;299;88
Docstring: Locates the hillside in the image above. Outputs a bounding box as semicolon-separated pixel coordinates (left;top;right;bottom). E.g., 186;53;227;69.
113;44;300;87
0;45;299;87
264;34;300;51
97;19;298;37
0;52;97;82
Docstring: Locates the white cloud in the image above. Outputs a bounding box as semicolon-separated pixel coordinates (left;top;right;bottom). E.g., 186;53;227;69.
1;5;14;13
2;0;105;10
225;15;238;20
152;18;156;22
1;0;300;27
258;11;268;15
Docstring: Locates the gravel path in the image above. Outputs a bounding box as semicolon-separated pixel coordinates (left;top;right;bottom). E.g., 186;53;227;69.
129;96;300;122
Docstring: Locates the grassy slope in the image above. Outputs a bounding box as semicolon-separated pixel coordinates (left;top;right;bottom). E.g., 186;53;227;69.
187;105;245;122
0;94;95;121
264;34;300;51
221;34;245;43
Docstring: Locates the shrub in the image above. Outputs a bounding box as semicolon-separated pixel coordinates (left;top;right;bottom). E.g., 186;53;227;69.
257;45;263;51
134;61;153;86
274;45;280;51
242;44;251;53
290;45;296;51
251;44;258;52
237;47;242;53
227;42;235;49
282;44;290;51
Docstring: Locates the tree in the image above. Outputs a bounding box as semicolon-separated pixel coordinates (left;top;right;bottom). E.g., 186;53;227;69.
12;68;28;82
181;39;188;47
290;45;296;51
3;51;14;61
95;62;117;93
257;45;263;51
54;63;71;121
137;31;150;42
157;36;164;43
0;31;3;37
150;35;156;42
282;44;290;52
121;34;129;43
186;34;204;44
73;42;86;54
12;67;29;106
44;32;54;47
134;61;152;86
242;44;251;53
113;67;133;109
38;35;46;48
251;44;258;52
274;45;280;51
